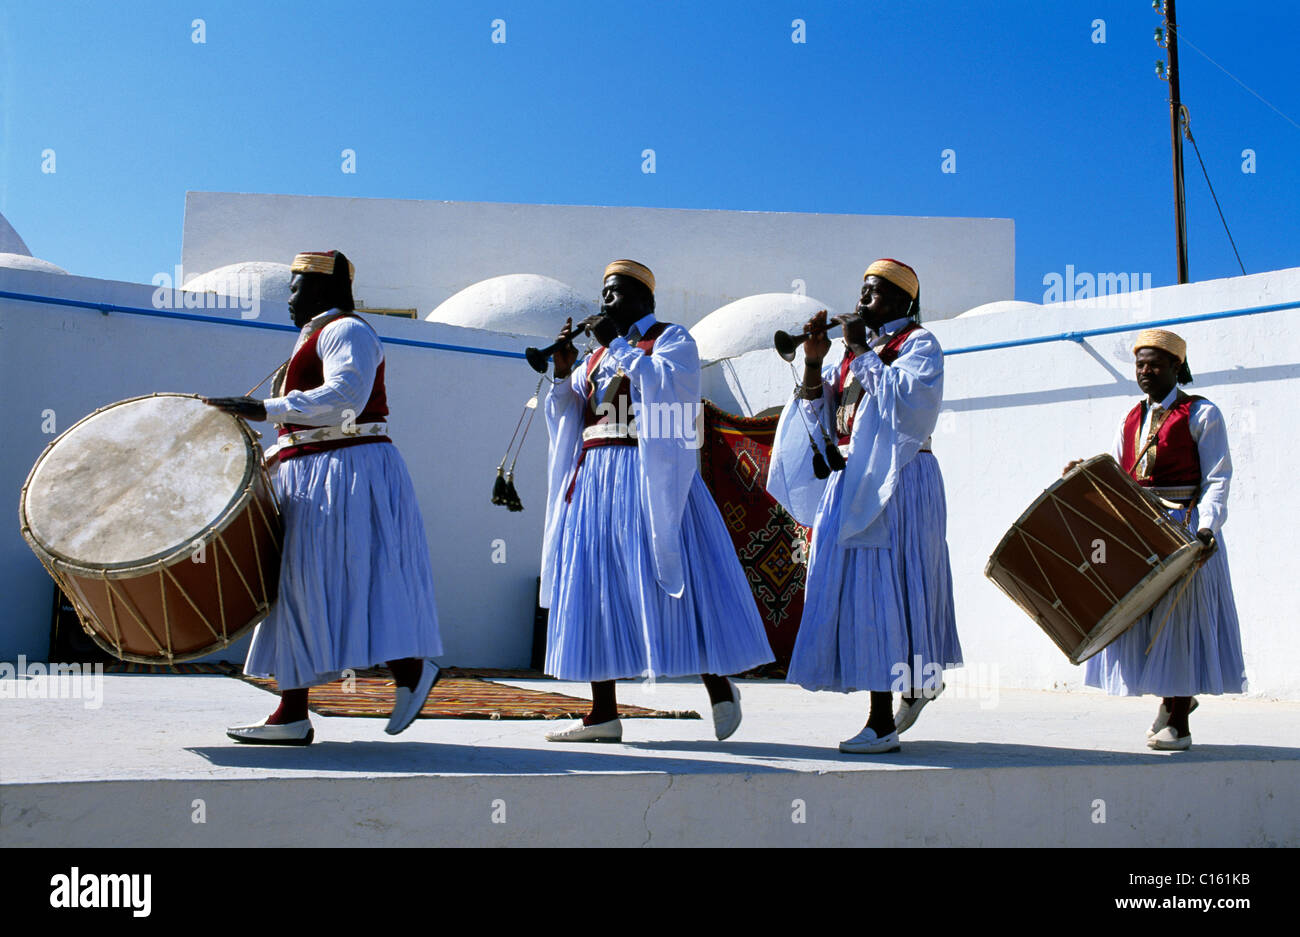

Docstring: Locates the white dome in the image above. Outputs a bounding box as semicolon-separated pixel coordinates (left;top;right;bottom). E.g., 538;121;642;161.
959;299;1040;318
183;261;292;306
0;253;67;275
0;211;30;256
691;293;837;363
426;274;596;339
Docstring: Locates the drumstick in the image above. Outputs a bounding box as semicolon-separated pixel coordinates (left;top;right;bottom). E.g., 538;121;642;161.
244;359;290;397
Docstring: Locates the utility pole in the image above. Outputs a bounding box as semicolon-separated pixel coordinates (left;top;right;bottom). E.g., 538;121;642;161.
1156;0;1190;283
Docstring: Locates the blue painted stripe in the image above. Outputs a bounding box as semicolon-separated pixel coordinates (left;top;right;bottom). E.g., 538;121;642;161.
5;287;1294;360
0;289;529;360
944;300;1300;356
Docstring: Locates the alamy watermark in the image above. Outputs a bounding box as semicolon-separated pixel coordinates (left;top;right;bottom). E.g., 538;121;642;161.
593;397;703;449
0;655;104;709
890;656;1000;710
151;265;261;319
1042;264;1153;313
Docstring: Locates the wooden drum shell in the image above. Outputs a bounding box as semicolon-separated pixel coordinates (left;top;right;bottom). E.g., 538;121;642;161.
985;454;1200;665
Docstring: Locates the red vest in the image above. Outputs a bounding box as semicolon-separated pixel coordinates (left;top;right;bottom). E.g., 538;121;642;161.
564;322;668;501
834;322;919;445
1119;392;1203;488
277;313;391;462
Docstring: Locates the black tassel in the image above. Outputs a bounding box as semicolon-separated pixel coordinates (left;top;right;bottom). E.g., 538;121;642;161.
491;467;508;505
504;473;523;512
824;437;847;472
811;445;831;480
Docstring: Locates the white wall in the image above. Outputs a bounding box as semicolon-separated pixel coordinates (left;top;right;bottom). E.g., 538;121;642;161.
703;266;1300;699
1;266;550;668
180;192;1014;326
8;256;1296;699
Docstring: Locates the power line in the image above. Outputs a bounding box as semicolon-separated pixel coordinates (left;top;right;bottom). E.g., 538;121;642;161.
1173;26;1300;132
1181;108;1247;276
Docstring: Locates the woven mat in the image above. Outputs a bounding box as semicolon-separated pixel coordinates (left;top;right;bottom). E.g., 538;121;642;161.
98;662;700;720
238;668;700;721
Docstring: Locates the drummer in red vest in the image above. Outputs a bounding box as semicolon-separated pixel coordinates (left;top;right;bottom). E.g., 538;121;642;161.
204;250;443;744
767;259;961;753
1071;328;1246;751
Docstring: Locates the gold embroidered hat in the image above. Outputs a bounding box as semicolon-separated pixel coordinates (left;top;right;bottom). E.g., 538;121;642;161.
1132;328;1187;363
603;259;655;294
291;250;355;280
863;258;919;301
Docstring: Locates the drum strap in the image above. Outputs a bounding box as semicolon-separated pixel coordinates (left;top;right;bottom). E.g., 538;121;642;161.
1128;428;1161;479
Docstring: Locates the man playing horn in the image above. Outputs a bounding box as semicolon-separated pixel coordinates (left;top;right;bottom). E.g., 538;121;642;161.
767;259;961;753
539;259;774;742
1069;328;1246;751
204;250;443;744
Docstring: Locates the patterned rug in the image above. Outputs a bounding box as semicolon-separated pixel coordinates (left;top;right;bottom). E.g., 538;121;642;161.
699;401;810;677
99;662;699;719
236;668;700;721
101;661;700;720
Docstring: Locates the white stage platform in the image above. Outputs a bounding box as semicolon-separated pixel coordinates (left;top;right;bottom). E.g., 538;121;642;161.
3;673;1297;847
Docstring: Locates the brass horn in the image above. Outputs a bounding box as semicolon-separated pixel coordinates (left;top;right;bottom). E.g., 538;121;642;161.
525;314;606;373
773;313;839;362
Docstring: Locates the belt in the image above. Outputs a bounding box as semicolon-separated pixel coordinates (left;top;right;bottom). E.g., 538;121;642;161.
836;442;933;459
1148;485;1198;502
582;423;636;443
266;421;389;462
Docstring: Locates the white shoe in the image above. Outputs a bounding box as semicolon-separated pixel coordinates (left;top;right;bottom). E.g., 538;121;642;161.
894;682;944;735
1147;697;1198;738
386;660;440;736
544;718;623;743
1147;726;1192;751
712;680;742;741
838;726;901;754
227;717;314;746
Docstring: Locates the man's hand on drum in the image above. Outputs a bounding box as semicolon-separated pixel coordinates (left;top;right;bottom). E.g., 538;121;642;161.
1196;528;1216;550
1062;458;1084;477
202;396;267;422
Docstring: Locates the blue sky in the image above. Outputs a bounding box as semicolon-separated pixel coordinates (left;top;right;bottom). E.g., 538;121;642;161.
2;0;1297;301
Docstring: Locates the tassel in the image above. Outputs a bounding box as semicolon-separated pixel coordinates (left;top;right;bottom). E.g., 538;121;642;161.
823;435;846;472
504;472;523;512
812;447;830;480
491;466;508;505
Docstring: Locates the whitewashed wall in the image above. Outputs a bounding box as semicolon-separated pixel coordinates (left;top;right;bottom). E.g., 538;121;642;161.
7;260;1297;699
1;265;550;668
181;192;1014;326
702;267;1300;699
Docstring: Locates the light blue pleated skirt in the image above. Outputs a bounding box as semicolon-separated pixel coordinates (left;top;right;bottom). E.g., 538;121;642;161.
788;452;961;693
1085;504;1246;697
245;443;444;690
546;445;775;682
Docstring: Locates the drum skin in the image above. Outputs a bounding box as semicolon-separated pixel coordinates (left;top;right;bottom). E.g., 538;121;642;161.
985;454;1200;665
19;393;282;663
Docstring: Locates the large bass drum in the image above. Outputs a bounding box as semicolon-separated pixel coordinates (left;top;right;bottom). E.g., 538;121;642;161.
985;454;1201;664
20;393;282;663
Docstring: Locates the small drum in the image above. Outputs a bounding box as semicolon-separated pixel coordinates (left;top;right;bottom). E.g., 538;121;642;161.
985;454;1201;664
20;393;282;663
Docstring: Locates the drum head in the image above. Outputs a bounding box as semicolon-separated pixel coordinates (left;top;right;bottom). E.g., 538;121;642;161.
22;394;255;570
